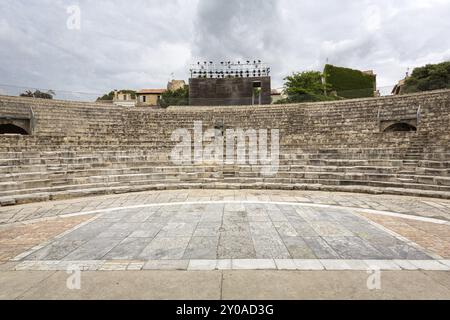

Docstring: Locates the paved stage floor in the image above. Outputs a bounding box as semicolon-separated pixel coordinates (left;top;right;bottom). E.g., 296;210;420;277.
0;189;449;299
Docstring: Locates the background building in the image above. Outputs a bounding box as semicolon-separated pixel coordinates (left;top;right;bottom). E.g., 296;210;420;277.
189;61;271;106
136;89;166;107
113;90;136;107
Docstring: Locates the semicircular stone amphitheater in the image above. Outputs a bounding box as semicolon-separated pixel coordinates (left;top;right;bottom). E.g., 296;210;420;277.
0;89;450;206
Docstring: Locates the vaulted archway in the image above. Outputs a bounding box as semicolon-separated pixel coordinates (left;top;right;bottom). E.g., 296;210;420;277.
383;122;417;133
0;123;29;135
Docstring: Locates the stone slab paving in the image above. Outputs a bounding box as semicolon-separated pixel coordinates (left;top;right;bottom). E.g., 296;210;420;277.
0;204;448;272
6;202;437;264
0;215;93;262
0;190;449;273
1;189;450;225
359;213;450;258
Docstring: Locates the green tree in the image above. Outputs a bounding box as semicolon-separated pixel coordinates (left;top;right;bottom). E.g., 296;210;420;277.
96;91;115;101
20;90;54;99
276;71;337;103
159;85;189;108
402;61;450;93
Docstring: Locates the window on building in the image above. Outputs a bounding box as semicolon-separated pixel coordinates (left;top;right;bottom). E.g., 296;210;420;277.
142;96;146;103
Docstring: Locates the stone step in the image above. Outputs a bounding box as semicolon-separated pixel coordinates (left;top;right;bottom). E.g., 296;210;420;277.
2;181;450;207
2;170;450;197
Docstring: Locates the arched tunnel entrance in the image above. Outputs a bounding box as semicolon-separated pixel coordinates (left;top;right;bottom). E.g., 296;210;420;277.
0;123;29;135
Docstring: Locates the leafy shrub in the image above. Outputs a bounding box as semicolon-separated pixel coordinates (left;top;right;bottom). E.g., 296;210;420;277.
402;61;450;93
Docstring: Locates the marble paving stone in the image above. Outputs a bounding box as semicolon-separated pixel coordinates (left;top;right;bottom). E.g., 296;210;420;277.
108;222;143;232
349;224;393;240
128;229;161;238
252;235;291;259
223;212;248;223
295;207;333;221
23;239;86;261
183;236;219;259
220;221;250;233
266;210;289;222
199;211;223;222
119;211;155;223
96;229;133;239
249;222;279;236
193;222;222;237
273;221;298;237
308;221;354;237
368;242;432;260
247;215;272;222
323;236;387;260
59;228;103;241
289;222;319;237
281;237;315;259
62;238;123;261
302;237;340;259
103;238;152;260
138;236;191;260
224;203;246;212
218;233;256;259
159;222;198;237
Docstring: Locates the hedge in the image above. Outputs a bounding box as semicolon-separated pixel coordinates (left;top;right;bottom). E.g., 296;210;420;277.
324;64;376;98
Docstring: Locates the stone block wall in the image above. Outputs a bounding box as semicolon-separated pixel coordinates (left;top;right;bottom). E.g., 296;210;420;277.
189;76;271;106
1;90;450;205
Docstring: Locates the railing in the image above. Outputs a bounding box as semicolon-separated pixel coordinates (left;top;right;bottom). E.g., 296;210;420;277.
416;104;421;125
29;106;36;135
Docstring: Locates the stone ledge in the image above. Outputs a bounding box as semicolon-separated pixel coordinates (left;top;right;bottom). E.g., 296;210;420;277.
8;259;450;272
2;182;450;207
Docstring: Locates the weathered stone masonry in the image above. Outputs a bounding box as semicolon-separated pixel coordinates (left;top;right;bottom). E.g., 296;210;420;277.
0;89;449;205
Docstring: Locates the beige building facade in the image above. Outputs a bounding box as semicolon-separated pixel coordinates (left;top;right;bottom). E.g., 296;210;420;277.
136;89;166;107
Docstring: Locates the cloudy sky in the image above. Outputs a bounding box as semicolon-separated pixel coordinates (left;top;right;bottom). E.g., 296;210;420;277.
0;0;449;100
